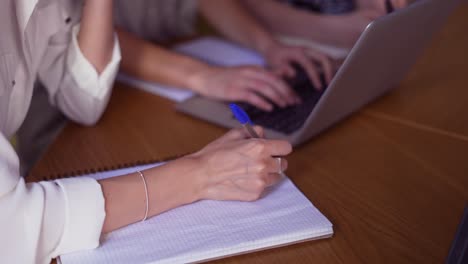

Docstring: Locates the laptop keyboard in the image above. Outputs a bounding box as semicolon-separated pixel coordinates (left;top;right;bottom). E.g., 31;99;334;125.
234;64;327;134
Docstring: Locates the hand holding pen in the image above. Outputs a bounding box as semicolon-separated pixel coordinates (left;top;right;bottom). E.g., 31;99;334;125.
187;121;292;201
229;103;288;176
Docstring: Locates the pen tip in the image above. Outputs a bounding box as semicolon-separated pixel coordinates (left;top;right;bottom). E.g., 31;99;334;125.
229;103;252;125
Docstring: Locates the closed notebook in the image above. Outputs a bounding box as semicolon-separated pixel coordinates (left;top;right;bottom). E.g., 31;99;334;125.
58;163;333;264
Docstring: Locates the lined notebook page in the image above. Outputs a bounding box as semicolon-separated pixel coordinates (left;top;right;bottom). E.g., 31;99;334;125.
59;163;333;264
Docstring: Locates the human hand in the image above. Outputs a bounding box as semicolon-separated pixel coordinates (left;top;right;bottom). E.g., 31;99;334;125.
188;127;292;202
263;42;334;90
191;65;301;111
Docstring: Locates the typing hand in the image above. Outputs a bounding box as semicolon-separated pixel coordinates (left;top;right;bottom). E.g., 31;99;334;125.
188;127;292;202
192;65;300;111
263;42;334;90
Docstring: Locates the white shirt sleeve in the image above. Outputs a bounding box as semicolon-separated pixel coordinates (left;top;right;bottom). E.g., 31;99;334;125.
39;23;121;126
0;133;106;264
67;24;121;101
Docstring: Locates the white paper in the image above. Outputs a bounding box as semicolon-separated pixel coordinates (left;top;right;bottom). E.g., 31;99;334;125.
116;74;195;102
59;162;333;264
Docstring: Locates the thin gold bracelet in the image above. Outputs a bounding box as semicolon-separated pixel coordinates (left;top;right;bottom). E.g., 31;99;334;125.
137;170;149;222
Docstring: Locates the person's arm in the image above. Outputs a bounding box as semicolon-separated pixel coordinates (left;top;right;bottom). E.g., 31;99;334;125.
200;0;333;87
241;0;371;49
1;132;105;263
241;0;408;50
199;0;279;58
116;28;209;93
100;127;291;232
117;28;297;111
78;0;115;73
38;0;121;125
1;127;290;262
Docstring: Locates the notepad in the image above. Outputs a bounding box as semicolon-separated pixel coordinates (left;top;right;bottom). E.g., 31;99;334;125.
59;162;333;264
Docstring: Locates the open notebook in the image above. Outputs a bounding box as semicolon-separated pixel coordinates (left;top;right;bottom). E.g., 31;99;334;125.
58;163;333;264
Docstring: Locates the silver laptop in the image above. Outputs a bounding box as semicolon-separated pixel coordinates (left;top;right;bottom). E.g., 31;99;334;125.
177;0;460;146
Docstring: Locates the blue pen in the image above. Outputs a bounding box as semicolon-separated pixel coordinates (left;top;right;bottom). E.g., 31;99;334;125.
229;103;260;138
230;103;285;175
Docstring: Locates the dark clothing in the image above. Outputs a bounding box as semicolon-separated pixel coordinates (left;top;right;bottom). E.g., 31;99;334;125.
283;0;356;14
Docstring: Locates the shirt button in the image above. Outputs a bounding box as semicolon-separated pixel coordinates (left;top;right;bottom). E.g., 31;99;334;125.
65;17;71;24
12;80;15;86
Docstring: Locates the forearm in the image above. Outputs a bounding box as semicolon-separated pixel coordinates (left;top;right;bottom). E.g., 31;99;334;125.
356;0;381;10
117;28;213;93
199;0;278;56
100;127;293;233
78;0;115;73
242;0;350;47
100;157;200;233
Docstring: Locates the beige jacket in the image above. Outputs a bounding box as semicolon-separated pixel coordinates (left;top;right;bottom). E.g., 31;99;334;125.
0;0;120;263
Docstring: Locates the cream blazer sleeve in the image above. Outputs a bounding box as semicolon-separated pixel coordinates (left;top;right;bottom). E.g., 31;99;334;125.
0;132;106;264
0;23;120;264
38;24;121;125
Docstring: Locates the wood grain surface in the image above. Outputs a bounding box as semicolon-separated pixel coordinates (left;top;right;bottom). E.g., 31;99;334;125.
32;4;468;264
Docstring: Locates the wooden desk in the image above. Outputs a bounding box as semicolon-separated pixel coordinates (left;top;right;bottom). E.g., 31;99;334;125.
29;4;468;264
363;3;468;138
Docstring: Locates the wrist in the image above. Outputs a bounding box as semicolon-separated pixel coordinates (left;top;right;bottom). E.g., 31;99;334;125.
82;0;113;12
173;155;206;203
181;152;212;201
255;36;280;59
142;156;203;217
259;39;283;65
186;63;217;96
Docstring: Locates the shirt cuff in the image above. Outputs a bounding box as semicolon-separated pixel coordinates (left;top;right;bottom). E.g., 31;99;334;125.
67;24;121;100
53;177;106;255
